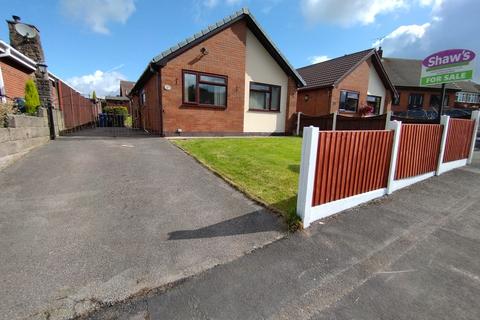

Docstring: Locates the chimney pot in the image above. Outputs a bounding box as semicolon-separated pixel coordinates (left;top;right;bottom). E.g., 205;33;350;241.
12;15;21;22
378;46;383;58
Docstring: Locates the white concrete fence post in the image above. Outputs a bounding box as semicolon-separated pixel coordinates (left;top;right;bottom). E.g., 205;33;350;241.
386;120;402;194
297;126;319;228
468;110;480;164
296;112;302;136
332;111;338;131
436;115;450;175
385;111;393;129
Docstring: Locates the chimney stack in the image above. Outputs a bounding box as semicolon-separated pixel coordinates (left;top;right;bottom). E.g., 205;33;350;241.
377;46;383;59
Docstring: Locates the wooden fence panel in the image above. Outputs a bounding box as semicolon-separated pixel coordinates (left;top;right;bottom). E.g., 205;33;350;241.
58;81;95;130
443;119;475;163
395;124;442;180
312;130;393;206
299;113;334;131
336;114;387;131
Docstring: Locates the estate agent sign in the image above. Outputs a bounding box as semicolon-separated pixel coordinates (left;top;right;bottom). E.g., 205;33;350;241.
420;49;476;86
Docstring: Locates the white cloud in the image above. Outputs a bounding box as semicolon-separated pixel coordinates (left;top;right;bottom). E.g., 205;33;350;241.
67;70;126;97
374;0;480;81
308;55;330;64
373;23;430;50
202;0;242;8
300;0;407;26
60;0;136;34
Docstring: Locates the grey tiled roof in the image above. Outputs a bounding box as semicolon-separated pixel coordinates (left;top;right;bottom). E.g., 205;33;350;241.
130;8;305;95
452;80;480;93
382;57;458;90
297;49;374;89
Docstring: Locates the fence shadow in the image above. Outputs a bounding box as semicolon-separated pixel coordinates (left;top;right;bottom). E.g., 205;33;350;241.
168;209;284;240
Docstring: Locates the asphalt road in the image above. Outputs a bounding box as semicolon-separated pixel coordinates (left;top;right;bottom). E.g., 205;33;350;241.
87;153;480;320
0;129;284;320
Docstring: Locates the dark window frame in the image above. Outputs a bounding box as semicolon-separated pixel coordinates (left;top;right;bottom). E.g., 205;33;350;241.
339;90;360;113
408;93;424;109
248;81;281;112
393;94;400;105
182;70;228;108
366;94;382;114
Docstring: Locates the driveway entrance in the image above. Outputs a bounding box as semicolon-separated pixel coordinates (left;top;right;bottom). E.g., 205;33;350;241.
0;132;284;320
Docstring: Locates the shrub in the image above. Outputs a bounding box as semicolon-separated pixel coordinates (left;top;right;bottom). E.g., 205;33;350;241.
24;79;41;115
104;106;128;115
0;101;15;127
124;115;133;128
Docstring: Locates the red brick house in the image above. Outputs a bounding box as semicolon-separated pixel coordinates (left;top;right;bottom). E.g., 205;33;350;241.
0;39;62;107
296;49;397;117
119;80;135;97
452;81;480;109
129;8;305;136
382;57;459;112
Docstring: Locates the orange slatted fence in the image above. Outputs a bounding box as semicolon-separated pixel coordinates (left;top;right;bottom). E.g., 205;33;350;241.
59;81;96;130
395;124;442;180
443;119;475;163
312;130;393;206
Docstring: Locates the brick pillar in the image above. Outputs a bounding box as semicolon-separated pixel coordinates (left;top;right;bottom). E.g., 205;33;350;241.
35;68;52;108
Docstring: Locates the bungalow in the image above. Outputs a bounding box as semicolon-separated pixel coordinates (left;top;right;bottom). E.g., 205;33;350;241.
381;57;459;112
296;48;397;117
453;81;480;109
129;8;305;136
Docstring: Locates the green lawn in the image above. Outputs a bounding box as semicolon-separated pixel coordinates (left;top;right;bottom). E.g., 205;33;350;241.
172;137;302;228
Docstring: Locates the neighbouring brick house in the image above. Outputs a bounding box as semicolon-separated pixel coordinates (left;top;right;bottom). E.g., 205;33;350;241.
0;38;100;129
104;96;130;107
452;81;480;109
0;40;61;107
381;57;459;112
119;80;135;97
129;8;305;136
296;48;397;117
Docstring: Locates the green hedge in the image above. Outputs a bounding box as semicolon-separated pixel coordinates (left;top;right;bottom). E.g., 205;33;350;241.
104;106;128;115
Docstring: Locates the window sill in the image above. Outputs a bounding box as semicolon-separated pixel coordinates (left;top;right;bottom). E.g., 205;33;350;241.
248;108;281;113
181;103;227;110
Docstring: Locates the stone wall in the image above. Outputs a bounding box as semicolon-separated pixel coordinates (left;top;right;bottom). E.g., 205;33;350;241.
0;108;64;170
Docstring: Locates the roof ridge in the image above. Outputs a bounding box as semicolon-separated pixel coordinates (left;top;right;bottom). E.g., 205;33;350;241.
297;48;374;70
152;8;249;63
382;56;422;62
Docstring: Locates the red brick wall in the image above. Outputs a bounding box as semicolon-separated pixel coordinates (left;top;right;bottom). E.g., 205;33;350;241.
284;77;299;134
392;88;457;112
160;20;247;135
331;60;370;115
0;59;34;100
297;87;331;116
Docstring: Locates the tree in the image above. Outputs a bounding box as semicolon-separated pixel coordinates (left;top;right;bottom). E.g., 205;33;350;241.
24;79;41;114
92;90;97;101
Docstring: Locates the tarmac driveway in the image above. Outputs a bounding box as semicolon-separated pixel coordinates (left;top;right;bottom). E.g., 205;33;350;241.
0;129;284;320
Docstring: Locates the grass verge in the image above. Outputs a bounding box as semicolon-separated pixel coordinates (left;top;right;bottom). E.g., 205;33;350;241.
172;137;302;230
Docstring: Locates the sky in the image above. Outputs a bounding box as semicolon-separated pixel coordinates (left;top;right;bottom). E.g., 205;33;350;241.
0;0;478;97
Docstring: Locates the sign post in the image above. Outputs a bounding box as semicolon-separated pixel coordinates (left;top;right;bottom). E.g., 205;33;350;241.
420;49;476;118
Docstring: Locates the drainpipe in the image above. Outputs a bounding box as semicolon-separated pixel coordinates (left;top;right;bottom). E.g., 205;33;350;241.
152;64;163;136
